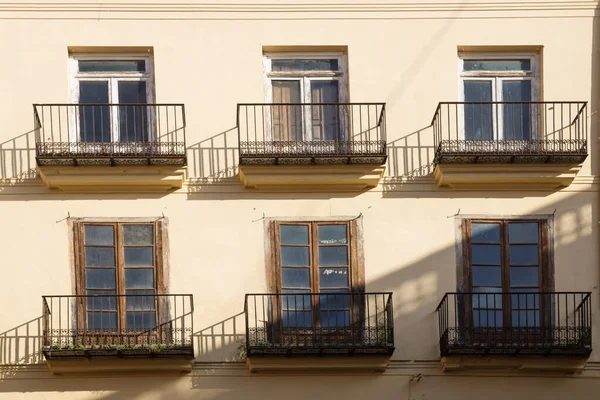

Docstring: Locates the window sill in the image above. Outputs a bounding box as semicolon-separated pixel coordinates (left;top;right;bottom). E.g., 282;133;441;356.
37;164;188;193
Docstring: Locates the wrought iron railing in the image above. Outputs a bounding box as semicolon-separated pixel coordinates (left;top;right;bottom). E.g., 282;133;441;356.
436;292;592;357
42;294;194;357
432;102;588;164
244;292;394;356
237;103;387;164
34;104;186;164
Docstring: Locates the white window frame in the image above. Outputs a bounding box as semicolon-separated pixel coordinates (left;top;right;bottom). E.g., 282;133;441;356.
458;53;540;141
68;54;155;144
263;53;348;142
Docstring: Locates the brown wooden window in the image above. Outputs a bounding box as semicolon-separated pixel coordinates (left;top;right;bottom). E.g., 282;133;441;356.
270;220;363;329
462;219;551;328
74;221;163;332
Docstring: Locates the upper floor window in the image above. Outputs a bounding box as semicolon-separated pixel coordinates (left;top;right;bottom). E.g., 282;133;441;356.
263;53;348;142
459;53;539;141
69;55;155;144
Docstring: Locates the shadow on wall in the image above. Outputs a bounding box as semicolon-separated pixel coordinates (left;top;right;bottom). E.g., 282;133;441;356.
0;129;37;184
187;127;239;186
0;316;44;366
193;312;246;362
386;125;435;180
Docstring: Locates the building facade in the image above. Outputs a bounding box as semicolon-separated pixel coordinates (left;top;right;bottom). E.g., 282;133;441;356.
1;1;600;399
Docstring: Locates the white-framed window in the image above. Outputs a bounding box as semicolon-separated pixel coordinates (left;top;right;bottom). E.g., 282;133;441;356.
263;53;348;142
458;53;539;141
68;55;155;144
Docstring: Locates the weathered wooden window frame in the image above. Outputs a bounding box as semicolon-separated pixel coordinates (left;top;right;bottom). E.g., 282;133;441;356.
68;54;156;144
262;52;349;142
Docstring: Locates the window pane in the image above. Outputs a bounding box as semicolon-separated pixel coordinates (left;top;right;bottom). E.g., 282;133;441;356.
124;247;153;266
508;222;539;243
272;82;302;141
85;269;116;289
280;246;309;266
464;59;531;71
126;311;157;330
311;82;340;140
282;310;312;328
85;247;115;267
320;310;350;328
472;266;502;287
123;224;154;245
281;267;311;288
282;289;312;310
79;82;111;142
511;291;540;308
84;225;114;246
511;310;540;327
471;223;500;243
471;244;500;265
319;267;349;288
318;225;347;245
280;225;309;245
86;290;117;310
87;312;118;330
79;60;145;73
319;246;348;266
320;290;350;309
125;269;154;289
509;245;538;265
510;267;539;287
472;292;502;309
272;59;338;72
464;81;493;140
502;81;532;140
118;81;148;142
125;290;156;311
473;310;503;328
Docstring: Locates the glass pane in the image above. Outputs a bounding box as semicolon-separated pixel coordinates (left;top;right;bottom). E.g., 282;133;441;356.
320;290;350;309
123;224;154;245
318;246;348;266
473;310;503;328
280;246;309;266
126;290;156;311
79;81;111;142
320;310;350;328
87;312;118;330
86;290;117;310
509;245;539;265
126;311;157;330
472;292;502;309
464;59;531;71
84;225;114;246
319;267;349;288
281;267;311;288
86;269;116;289
464;81;493;140
311;81;340;140
280;225;309;245
471;244;501;265
508;222;539;243
79;60;145;72
511;291;540;308
472;266;502;287
502;81;532;140
124;247;153;266
125;269;154;289
511;310;540;327
85;247;115;267
471;223;500;243
272;59;338;72
282;289;312;310
272;81;302;141
510;267;539;287
318;225;347;245
282;310;312;328
118;81;148;142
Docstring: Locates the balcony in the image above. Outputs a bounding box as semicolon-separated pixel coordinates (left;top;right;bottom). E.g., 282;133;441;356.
34;104;187;192
236;103;387;190
244;292;394;372
42;294;194;374
436;292;592;372
431;102;588;189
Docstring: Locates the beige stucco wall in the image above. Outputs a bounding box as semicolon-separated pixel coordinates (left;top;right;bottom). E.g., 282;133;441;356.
1;1;599;398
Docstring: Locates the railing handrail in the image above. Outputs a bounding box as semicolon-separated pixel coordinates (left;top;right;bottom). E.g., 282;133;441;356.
245;291;393;297
434;101;588;105
42;293;193;299
34;103;185;107
439;291;591;295
237;102;386;106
